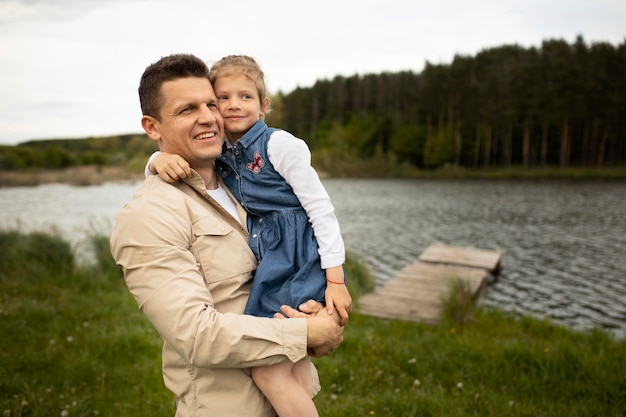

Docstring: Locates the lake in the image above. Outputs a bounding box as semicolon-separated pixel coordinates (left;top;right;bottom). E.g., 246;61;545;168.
1;178;625;338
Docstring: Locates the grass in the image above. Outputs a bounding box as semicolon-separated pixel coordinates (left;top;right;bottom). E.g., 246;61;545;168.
1;230;624;416
0;230;173;416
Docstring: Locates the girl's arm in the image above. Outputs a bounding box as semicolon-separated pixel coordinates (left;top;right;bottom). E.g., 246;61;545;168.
145;150;191;183
268;131;352;324
267;131;345;268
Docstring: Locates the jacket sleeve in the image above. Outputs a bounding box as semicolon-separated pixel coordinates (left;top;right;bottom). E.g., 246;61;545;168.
110;182;308;368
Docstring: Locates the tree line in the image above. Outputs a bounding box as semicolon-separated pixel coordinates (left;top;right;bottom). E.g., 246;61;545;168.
0;134;156;170
1;36;624;172
272;35;625;169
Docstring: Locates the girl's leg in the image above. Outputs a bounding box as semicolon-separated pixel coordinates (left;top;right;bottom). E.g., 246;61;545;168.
292;356;313;395
252;358;319;417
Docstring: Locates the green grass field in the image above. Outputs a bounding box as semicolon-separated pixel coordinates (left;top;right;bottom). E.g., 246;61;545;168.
1;230;624;416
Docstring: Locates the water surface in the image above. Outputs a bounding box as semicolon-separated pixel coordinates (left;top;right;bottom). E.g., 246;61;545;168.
1;179;624;338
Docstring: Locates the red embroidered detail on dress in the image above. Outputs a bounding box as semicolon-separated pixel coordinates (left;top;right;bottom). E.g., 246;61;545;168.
246;151;265;174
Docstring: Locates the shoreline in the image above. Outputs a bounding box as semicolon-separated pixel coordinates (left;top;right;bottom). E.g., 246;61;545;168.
0;166;144;187
2;164;626;187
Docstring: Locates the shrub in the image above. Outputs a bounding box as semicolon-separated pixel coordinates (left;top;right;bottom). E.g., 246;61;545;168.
0;229;74;277
440;277;477;325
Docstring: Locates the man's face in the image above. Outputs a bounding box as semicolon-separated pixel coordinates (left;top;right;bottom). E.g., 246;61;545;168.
144;77;224;169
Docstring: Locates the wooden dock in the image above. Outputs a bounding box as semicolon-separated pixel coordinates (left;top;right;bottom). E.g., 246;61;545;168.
358;243;503;324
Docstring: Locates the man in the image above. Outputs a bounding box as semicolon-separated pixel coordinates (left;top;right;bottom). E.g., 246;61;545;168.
110;53;343;417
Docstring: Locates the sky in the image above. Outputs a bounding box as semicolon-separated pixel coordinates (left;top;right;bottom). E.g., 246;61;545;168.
0;0;624;145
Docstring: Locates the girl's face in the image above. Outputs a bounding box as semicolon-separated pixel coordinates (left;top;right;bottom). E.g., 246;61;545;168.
213;73;269;143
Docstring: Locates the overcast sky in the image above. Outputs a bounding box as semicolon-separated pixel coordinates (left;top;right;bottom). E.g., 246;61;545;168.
0;0;624;145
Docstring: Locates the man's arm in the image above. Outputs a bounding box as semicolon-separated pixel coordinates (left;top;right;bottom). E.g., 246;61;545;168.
111;183;342;368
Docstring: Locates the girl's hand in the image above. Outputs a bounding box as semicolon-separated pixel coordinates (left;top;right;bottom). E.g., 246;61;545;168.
324;266;352;326
150;152;191;183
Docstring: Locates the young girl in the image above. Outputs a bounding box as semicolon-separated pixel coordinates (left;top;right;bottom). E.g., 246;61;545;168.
148;55;351;417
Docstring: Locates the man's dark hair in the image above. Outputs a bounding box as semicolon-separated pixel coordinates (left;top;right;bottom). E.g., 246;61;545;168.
138;54;210;120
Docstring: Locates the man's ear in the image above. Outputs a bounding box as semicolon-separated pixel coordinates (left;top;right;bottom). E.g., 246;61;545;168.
141;115;161;143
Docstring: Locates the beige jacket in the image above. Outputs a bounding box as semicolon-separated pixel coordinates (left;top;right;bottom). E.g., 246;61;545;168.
110;173;309;417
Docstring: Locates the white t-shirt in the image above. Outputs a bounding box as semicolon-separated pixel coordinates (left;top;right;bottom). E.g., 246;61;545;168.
206;183;240;224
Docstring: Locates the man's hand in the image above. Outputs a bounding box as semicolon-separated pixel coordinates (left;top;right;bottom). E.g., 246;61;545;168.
278;301;344;358
274;300;325;318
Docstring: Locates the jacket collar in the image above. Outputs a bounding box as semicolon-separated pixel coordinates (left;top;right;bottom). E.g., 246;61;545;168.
179;170;248;238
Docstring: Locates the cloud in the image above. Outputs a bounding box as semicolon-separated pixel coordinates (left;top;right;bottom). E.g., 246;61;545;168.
0;0;624;144
0;0;139;22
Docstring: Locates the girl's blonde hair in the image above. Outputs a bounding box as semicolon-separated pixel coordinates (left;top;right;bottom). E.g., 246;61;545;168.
209;55;271;114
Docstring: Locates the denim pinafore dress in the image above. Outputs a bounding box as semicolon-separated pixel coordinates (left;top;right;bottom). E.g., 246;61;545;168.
215;120;325;318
